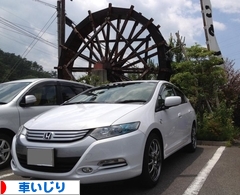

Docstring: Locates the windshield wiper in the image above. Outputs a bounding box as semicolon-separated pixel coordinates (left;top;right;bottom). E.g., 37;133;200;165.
116;99;147;103
0;102;6;104
63;101;99;105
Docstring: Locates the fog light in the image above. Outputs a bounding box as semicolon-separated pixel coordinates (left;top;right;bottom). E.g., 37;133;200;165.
82;167;93;173
98;158;127;166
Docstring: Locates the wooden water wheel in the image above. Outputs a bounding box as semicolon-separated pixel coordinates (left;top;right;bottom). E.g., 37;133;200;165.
57;3;172;82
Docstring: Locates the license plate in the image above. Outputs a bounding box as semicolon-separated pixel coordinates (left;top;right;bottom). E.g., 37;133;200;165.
27;148;54;167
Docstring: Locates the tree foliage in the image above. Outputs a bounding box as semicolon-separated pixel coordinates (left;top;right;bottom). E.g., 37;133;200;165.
171;44;225;112
77;74;104;86
0;49;56;83
222;59;240;127
169;43;237;141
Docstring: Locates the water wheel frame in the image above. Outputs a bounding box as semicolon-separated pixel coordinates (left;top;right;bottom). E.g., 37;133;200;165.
57;3;172;82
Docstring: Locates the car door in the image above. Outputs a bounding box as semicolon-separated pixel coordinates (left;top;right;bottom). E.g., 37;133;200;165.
154;84;182;157
17;81;58;126
173;87;194;142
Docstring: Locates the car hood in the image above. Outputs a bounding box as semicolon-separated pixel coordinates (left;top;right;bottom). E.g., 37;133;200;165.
25;103;143;130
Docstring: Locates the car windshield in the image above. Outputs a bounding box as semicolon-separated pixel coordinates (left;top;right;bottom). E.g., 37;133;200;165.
64;82;157;104
0;82;32;104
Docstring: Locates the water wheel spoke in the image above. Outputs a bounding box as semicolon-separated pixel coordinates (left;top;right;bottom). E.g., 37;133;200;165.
63;65;75;80
104;22;111;61
120;51;159;70
113;17;121;57
76;53;97;64
60;45;99;71
67;21;108;67
118;20;139;62
89;10;104;59
116;44;159;70
121;41;164;69
110;18;154;64
140;69;151;79
130;35;151;57
73;26;101;62
108;22;148;68
109;5;134;60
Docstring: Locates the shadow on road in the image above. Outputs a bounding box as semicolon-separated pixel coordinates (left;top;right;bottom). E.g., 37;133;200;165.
80;146;204;195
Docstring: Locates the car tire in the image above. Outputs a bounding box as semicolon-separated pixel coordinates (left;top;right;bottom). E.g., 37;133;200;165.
140;132;162;188
186;125;197;153
0;134;12;169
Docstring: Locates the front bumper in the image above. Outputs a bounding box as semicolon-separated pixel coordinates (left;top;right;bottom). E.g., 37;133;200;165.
11;131;145;184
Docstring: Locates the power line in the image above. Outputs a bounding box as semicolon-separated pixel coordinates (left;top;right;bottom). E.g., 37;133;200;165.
0;22;56;36
0;32;58;58
0;7;30;25
32;0;57;9
0;16;57;48
1;11;58;82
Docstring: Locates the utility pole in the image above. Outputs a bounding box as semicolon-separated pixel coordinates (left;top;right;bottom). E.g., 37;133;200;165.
57;0;65;62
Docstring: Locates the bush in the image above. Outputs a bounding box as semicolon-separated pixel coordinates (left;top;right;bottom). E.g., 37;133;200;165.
197;102;237;141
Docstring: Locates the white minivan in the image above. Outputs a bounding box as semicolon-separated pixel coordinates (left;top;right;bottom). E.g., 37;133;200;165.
0;78;92;168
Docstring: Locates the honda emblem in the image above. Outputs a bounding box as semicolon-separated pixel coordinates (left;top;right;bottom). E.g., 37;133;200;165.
43;132;53;140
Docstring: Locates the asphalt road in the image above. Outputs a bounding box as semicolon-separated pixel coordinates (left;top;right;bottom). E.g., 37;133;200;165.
1;145;240;195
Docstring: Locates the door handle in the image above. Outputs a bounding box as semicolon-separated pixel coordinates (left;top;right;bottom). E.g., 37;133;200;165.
178;113;182;118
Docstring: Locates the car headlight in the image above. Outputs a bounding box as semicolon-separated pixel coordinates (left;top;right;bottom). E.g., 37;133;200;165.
90;122;140;140
17;125;27;136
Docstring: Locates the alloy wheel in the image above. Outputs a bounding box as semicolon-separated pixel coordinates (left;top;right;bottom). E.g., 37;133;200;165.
148;139;161;182
0;139;11;166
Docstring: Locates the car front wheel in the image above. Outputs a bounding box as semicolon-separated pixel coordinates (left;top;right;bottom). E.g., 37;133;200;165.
140;133;162;188
0;134;12;169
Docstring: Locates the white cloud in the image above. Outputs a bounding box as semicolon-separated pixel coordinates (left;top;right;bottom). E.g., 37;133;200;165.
212;21;226;31
211;0;240;14
64;0;205;50
1;0;240;72
231;18;240;23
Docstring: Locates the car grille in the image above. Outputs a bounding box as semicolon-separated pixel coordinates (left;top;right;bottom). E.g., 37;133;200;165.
26;129;91;142
17;153;79;173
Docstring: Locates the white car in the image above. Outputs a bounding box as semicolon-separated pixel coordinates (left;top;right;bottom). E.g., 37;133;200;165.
0;78;92;168
11;80;197;188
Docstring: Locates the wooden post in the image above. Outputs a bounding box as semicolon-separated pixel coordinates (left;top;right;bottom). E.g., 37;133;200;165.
57;0;65;63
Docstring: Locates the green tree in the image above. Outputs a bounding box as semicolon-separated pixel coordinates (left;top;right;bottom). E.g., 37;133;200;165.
171;44;225;112
77;74;107;86
0;49;56;82
170;44;235;141
222;59;240;127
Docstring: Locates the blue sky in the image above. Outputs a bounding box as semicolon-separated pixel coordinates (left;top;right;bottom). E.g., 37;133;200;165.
0;0;239;74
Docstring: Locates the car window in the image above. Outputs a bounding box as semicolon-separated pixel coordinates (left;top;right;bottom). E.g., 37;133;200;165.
72;85;87;94
174;88;187;104
27;85;57;106
0;82;31;103
156;85;175;111
60;85;78;102
161;85;175;100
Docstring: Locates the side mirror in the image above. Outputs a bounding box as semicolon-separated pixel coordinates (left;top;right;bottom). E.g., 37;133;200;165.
164;96;181;107
20;95;37;106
